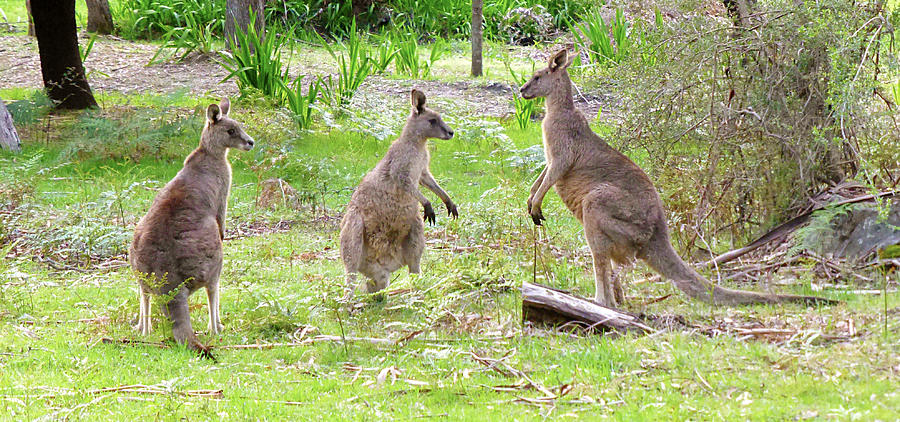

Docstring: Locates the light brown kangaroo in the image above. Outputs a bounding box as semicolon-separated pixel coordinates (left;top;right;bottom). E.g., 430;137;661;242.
520;49;834;307
340;89;457;295
130;98;254;357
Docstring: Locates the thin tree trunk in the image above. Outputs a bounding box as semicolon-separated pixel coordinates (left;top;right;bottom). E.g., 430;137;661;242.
31;0;98;110
86;0;114;34
471;0;483;77
26;0;34;36
225;0;265;51
0;99;21;152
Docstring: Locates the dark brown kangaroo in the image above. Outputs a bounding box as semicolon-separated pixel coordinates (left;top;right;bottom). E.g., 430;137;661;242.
130;98;254;356
520;49;834;307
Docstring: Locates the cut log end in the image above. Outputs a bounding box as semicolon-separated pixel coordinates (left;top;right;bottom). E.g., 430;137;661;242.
521;282;654;336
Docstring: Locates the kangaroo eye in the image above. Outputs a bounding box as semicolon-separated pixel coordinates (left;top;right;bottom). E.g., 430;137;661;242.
429;119;437;125
227;129;235;136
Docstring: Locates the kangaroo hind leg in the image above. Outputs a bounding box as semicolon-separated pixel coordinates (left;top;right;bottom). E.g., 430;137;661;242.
135;287;152;335
582;206;630;307
402;217;425;274
165;287;211;357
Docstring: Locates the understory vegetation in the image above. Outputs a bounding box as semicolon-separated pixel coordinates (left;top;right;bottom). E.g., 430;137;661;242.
0;0;898;420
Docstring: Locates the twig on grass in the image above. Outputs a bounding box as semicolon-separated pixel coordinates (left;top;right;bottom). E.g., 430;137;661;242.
468;351;556;398
0;384;223;400
219;334;396;350
100;338;169;349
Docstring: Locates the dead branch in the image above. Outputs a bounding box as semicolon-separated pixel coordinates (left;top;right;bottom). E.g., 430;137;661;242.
522;282;655;336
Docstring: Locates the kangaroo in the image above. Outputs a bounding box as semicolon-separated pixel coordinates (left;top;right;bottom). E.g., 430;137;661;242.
520;49;833;307
340;89;457;295
130;98;254;356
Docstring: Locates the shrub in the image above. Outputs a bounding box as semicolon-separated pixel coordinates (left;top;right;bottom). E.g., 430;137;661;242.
0;153;42;210
393;30;448;79
6;92;53;126
281;75;321;130
370;33;398;74
505;61;543;130
571;7;631;67
265;0;382;38
115;0;225;40
501;5;554;45
58;108;198;162
218;13;290;100
149;11;218;62
612;0;899;249
318;20;371;107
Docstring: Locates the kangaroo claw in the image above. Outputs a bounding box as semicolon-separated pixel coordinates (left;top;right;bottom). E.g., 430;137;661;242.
446;202;459;219
424;203;436;225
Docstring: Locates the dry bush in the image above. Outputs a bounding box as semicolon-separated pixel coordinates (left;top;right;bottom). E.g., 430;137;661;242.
606;0;899;251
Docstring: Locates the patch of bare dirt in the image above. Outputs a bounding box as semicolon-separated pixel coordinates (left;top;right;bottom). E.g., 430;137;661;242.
0;33;609;119
0;34;237;97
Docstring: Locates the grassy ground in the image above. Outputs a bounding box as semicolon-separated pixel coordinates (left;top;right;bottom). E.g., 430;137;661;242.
1;24;898;421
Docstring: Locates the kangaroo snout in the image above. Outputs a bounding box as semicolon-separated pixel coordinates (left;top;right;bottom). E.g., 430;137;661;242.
520;85;534;100
446;129;454;139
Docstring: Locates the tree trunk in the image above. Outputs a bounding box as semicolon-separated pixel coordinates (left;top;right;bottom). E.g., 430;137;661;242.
26;0;35;36
225;0;266;51
0;99;22;152
31;0;98;110
86;0;114;34
471;0;483;77
521;282;654;336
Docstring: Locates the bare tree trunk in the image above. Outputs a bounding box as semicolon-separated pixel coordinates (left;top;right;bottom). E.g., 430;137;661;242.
31;0;98;110
0;99;21;152
225;0;265;51
86;0;114;34
26;0;35;36
471;0;483;77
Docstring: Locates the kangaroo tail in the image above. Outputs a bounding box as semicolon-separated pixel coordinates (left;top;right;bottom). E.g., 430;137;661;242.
643;234;836;306
165;292;215;360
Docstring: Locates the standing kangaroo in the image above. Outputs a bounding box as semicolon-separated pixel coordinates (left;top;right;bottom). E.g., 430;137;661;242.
520;49;832;307
130;98;254;355
340;89;458;295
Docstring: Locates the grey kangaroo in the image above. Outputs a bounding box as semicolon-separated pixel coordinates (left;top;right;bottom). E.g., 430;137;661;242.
130;98;254;356
340;89;458;295
520;49;833;307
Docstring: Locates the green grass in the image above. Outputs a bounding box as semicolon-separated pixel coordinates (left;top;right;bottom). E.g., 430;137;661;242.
0;0;107;33
1;44;898;420
2;91;897;420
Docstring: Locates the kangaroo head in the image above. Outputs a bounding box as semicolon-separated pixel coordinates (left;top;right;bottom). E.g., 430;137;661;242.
203;98;255;152
404;89;454;141
519;49;572;100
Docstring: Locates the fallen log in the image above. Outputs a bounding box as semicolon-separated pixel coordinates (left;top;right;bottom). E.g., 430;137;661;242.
521;282;654;336
702;190;898;267
0;98;21;152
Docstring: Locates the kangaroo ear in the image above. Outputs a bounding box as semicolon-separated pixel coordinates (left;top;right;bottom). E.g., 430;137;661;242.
410;89;426;114
219;97;230;116
548;49;570;72
207;103;221;123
